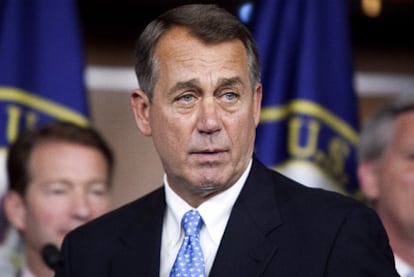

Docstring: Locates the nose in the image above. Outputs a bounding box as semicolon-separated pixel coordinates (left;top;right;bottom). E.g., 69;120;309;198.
197;97;221;134
71;192;92;222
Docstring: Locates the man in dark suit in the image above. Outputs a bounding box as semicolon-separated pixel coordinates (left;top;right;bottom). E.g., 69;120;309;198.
59;4;399;276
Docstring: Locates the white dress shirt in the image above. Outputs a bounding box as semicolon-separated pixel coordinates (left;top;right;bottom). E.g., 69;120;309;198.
395;254;414;277
160;160;252;277
20;265;35;277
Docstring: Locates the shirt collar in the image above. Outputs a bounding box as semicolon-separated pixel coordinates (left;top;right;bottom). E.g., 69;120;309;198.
395;254;413;277
164;159;252;245
20;265;36;277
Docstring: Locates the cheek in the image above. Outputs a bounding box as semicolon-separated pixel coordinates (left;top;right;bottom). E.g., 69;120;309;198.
89;198;111;216
227;113;256;145
377;164;414;203
152;113;187;149
394;171;414;199
25;201;67;227
153;130;183;168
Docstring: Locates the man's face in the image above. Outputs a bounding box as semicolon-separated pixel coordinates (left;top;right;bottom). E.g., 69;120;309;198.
16;141;111;255
362;111;414;241
132;27;262;206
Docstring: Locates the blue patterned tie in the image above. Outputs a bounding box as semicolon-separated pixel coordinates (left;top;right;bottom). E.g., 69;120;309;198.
170;210;206;277
407;272;414;277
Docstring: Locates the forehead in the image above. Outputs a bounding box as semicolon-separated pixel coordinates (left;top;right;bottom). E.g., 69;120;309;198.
153;27;249;88
393;111;414;134
155;26;247;64
26;142;108;191
395;110;414;122
31;140;92;155
29;141;105;171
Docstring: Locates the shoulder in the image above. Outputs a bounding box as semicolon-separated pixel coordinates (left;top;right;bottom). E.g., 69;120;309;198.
65;186;165;243
276;175;396;275
59;187;165;276
250;157;380;228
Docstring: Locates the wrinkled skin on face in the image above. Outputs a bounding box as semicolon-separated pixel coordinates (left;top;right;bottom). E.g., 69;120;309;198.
132;27;262;207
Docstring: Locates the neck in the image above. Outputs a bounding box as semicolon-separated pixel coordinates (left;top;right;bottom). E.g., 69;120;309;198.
382;221;414;268
25;245;55;277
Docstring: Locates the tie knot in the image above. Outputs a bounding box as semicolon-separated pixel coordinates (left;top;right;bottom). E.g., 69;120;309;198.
182;210;203;237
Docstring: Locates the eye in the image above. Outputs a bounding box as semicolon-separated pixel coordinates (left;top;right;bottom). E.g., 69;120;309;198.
89;182;109;197
179;94;195;102
405;152;414;161
221;92;239;103
44;183;68;195
48;188;66;195
90;188;108;196
175;93;197;107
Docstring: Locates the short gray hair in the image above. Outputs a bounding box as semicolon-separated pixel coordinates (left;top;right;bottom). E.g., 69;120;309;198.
134;4;261;101
358;93;414;163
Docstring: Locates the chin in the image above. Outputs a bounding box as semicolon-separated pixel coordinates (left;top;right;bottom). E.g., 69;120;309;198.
194;180;228;194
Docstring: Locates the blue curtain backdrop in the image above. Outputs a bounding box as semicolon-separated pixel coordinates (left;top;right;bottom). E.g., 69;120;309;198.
250;0;359;195
0;0;88;271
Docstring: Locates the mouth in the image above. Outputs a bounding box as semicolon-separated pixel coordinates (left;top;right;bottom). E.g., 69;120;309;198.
191;147;228;154
189;148;228;162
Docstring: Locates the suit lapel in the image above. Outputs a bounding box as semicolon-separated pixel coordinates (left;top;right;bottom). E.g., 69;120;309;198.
111;188;166;277
209;158;282;277
106;158;283;276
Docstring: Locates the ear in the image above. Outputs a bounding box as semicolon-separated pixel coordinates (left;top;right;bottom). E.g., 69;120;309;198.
3;191;26;231
253;83;263;127
357;162;380;201
131;89;152;136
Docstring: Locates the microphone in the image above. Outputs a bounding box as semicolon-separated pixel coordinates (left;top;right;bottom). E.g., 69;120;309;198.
41;244;66;277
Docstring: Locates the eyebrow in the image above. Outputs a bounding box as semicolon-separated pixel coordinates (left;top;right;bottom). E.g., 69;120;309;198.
169;79;200;94
217;77;244;88
169;77;244;95
38;178;110;187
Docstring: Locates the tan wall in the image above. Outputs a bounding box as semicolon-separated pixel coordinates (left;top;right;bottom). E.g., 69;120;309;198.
89;90;163;209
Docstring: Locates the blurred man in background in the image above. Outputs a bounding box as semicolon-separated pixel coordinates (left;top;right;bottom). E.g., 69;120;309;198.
2;121;114;277
358;93;414;277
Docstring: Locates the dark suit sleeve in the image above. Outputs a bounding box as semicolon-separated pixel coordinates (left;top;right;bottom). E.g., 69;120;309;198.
324;204;400;276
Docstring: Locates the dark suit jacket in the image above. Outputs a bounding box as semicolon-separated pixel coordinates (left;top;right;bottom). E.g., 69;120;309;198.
58;157;399;276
